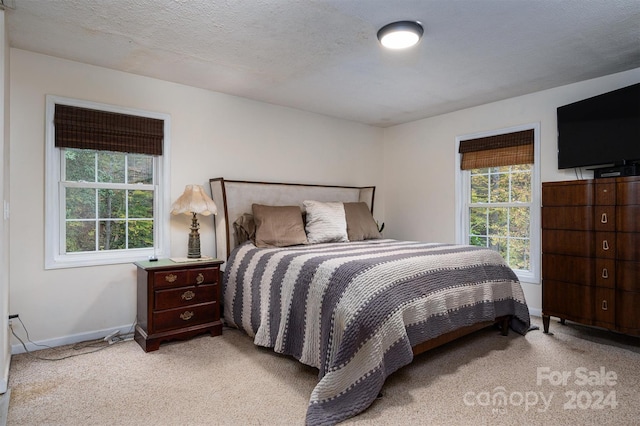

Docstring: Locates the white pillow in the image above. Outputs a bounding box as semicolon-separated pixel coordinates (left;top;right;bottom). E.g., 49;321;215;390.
303;200;348;244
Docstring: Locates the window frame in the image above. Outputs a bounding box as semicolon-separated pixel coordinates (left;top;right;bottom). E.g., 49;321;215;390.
455;123;541;284
45;95;171;269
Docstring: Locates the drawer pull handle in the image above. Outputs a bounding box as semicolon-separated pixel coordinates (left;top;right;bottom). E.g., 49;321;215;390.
601;213;608;224
601;268;608;279
601;300;608;311
180;311;194;321
165;274;177;283
602;240;609;251
196;273;205;284
181;290;195;301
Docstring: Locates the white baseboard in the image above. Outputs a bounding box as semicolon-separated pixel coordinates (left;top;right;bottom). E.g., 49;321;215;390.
0;347;9;394
0;363;7;395
0;388;9;426
11;324;135;355
528;307;542;318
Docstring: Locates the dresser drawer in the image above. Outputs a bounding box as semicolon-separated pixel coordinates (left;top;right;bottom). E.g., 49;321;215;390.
617;179;640;205
617;233;640;261
542;280;592;324
542;254;593;284
617;206;640;232
594;206;615;232
593;288;615;328
542;181;593;206
187;267;218;285
594;232;616;259
155;284;217;310
542;230;594;257
616;290;640;335
617;260;640;292
154;270;187;288
153;266;218;288
542;206;593;230
594;258;615;288
595;182;615;205
153;302;217;332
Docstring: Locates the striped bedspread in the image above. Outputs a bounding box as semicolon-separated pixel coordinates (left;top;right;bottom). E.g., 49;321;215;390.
223;239;530;425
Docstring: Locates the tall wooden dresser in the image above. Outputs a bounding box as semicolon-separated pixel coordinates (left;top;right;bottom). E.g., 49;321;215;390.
541;176;640;336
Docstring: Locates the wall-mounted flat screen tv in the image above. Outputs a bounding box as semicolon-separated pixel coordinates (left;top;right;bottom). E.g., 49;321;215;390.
557;82;640;169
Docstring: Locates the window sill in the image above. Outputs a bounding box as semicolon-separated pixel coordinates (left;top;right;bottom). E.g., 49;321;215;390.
45;249;165;270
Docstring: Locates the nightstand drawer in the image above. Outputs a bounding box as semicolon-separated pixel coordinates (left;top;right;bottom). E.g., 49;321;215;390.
153;267;218;288
153;302;217;332
154;284;217;310
154;270;188;288
188;267;218;285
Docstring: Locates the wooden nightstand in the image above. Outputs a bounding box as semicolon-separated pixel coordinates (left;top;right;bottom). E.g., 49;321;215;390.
134;258;224;352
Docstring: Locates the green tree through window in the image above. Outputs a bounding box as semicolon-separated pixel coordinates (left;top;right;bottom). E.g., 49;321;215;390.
468;165;532;271
63;149;155;253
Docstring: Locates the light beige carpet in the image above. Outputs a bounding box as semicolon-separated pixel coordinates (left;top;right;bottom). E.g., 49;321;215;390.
6;316;640;425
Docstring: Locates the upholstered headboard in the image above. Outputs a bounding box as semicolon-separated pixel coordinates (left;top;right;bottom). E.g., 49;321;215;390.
209;178;376;260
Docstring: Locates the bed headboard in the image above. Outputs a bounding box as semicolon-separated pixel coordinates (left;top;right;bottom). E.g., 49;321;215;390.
209;178;376;260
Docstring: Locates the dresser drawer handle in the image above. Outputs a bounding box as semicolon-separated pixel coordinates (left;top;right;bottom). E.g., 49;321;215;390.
600;213;608;224
196;273;205;284
180;311;194;321
601;268;608;279
165;274;178;283
601;300;608;311
181;290;195;301
602;240;609;251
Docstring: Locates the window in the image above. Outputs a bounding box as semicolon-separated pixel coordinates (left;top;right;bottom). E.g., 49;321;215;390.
63;149;155;252
468;165;532;270
45;96;171;269
456;124;540;283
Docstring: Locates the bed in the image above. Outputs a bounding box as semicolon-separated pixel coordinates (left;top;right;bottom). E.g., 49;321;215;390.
209;178;530;425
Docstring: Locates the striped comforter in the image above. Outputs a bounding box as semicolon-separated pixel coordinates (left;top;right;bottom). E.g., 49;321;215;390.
223;239;530;425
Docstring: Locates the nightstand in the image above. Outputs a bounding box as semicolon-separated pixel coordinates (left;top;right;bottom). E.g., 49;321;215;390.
134;258;224;352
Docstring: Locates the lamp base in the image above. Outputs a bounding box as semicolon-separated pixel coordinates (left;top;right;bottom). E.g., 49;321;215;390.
187;213;201;259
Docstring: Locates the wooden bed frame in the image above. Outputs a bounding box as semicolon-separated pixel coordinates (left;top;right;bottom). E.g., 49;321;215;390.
412;316;509;356
208;177;510;357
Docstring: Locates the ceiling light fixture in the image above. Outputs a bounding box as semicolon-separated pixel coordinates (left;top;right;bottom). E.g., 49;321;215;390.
377;21;424;49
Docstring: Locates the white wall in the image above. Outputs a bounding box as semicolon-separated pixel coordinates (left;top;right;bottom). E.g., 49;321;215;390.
9;49;384;347
0;10;10;393
382;67;640;313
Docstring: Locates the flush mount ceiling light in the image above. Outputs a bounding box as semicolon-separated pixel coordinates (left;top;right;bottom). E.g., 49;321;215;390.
377;21;424;49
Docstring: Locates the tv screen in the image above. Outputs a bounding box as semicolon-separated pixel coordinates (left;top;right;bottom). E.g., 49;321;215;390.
557;83;640;169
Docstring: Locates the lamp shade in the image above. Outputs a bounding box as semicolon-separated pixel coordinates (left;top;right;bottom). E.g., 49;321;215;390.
377;21;424;49
170;184;218;216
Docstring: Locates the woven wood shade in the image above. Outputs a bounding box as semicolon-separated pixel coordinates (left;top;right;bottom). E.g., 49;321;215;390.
54;104;164;155
459;129;534;170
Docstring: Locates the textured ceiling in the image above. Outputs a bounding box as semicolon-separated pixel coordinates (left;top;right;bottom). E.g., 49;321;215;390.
5;0;640;127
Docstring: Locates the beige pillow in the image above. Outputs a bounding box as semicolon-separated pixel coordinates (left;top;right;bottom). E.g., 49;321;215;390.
344;202;381;241
252;204;308;248
304;200;348;244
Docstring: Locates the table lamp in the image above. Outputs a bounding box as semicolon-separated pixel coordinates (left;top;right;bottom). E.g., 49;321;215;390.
170;184;217;258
